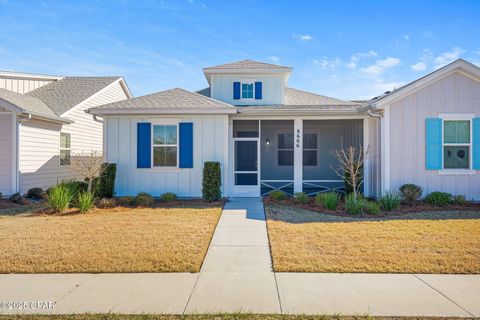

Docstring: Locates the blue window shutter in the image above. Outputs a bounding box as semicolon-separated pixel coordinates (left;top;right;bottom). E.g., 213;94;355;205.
255;82;262;100
233;82;240;100
425;118;442;170
473;118;480;170
179;122;193;168
137;122;151;168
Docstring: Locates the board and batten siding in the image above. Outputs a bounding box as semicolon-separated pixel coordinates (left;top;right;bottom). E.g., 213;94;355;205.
0;113;14;195
388;71;480;200
364;117;381;197
18;81;130;193
210;74;285;106
105;115;229;197
0;76;54;94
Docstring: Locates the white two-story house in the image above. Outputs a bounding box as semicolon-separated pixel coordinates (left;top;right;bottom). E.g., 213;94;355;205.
88;59;480;200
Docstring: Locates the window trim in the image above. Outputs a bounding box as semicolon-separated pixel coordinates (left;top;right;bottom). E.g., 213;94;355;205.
59;132;71;166
438;113;475;175
277;133;294;166
240;80;255;100
151;123;179;168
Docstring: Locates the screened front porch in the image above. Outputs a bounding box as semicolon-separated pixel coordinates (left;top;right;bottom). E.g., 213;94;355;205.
231;119;363;197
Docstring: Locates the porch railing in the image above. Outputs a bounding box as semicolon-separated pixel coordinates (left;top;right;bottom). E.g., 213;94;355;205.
302;180;345;196
260;180;294;196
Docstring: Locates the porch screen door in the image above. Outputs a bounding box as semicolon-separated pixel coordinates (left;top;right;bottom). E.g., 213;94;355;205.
233;140;259;197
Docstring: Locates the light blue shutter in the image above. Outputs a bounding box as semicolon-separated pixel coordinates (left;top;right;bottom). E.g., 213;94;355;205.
473;118;480;170
137;123;151;168
254;82;262;100
425;118;442;170
233;82;240;100
179;122;193;168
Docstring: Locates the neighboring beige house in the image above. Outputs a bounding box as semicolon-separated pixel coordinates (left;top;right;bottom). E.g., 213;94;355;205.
0;71;131;195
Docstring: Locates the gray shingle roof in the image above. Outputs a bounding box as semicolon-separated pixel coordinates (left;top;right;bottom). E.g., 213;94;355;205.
284;87;358;106
27;76;120;115
196;86;361;112
0;88;58;118
89;88;237;115
204;59;291;70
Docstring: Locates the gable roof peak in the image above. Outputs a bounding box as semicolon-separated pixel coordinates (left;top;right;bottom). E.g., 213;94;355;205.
203;59;292;71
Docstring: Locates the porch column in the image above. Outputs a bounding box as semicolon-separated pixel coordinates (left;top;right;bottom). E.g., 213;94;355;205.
293;118;303;193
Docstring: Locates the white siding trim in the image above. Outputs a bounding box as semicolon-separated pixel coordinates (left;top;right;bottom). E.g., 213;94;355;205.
381;106;391;193
363;118;370;197
293;119;303;193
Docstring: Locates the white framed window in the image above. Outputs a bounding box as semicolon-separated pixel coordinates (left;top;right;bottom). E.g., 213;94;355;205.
277;133;294;166
152;124;178;167
59;132;71;166
439;113;474;174
241;81;254;100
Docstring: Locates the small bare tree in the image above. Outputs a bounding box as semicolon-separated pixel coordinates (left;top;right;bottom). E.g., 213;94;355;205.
69;150;106;193
332;145;373;199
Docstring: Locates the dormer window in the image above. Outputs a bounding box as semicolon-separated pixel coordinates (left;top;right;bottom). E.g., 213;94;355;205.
241;82;254;99
233;81;262;100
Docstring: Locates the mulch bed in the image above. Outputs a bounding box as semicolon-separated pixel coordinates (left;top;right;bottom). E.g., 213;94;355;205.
263;196;480;218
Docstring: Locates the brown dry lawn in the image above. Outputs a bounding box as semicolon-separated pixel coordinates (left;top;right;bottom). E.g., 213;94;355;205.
0;206;222;273
266;205;480;274
0;315;461;320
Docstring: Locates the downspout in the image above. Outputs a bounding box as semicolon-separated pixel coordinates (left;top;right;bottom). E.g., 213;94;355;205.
16;113;32;194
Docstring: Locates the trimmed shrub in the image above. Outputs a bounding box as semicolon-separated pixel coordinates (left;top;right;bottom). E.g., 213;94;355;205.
48;184;75;213
97;197;116;209
27;187;44;199
118;196;135;206
78;191;95;213
453;195;467;206
293;192;309;205
399;184;423;205
269;190;287;201
345;193;364;215
315;192;340;210
378;191;401;211
135;192;154;207
202;162;221;203
160;192;177;202
364;201;381;215
9;192;21;203
425;192;452;207
94;163;117;198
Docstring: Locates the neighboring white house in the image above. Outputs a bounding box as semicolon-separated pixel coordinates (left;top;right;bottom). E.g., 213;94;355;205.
0;71;132;195
88;58;480;200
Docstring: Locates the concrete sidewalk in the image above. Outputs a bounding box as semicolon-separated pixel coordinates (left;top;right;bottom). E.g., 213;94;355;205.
0;198;479;317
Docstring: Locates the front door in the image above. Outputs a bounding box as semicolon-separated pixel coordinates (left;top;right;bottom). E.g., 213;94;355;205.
233;139;259;197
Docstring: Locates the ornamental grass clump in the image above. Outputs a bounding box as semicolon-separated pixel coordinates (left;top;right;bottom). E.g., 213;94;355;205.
345;193;364;215
77;191;96;213
378;191;401;211
48;184;75;213
315;192;340;210
364;201;381;215
269;190;287;201
293;192;309;205
135;192;155;207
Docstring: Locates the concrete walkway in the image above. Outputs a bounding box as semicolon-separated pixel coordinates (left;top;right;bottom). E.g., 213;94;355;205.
1;198;479;317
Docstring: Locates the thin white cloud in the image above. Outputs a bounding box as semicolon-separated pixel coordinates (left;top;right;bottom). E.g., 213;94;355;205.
411;62;427;72
270;56;279;63
402;34;410;41
346;50;377;69
361;57;400;74
377;57;400;68
313;57;342;69
433;47;465;68
361;65;383;75
293;34;313;42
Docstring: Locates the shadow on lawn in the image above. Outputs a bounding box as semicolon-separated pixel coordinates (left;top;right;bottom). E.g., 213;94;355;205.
266;203;480;224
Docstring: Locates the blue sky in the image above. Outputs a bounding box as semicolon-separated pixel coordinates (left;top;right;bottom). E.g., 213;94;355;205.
0;0;479;100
